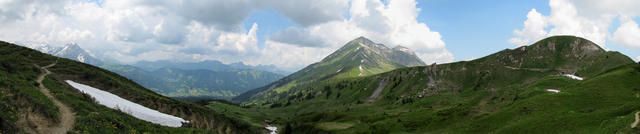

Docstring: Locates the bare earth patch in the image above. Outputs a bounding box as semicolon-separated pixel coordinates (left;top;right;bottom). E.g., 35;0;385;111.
317;122;355;131
632;111;640;128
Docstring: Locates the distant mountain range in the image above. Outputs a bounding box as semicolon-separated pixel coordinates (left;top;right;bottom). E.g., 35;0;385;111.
133;60;290;75
102;63;283;97
20;43;285;98
24;43;103;66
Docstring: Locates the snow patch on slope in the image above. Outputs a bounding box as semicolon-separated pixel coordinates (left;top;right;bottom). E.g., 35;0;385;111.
65;80;188;127
562;74;583;80
266;125;277;134
393;46;415;55
546;89;560;93
77;53;86;63
359;65;364;76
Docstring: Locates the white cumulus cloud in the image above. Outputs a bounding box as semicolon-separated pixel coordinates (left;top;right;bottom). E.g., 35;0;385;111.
266;0;453;68
257;40;334;71
0;0;451;71
508;9;548;46
612;17;640;48
509;0;640;49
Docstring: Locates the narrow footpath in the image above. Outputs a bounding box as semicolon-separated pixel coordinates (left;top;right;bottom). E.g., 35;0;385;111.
36;62;75;134
632;111;640;128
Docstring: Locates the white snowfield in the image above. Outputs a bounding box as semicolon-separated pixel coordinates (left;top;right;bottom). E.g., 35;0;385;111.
546;89;560;93
562;74;583;80
65;80;189;127
266;125;278;134
358;65;364;76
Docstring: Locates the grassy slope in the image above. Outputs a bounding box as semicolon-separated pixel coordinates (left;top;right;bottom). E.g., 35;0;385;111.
213;36;639;133
213;63;640;134
331;64;638;133
450;64;640;133
0;43;60;133
0;41;262;133
234;38;405;104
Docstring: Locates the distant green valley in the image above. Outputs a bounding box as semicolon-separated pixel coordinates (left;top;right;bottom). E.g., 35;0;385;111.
21;43;285;98
101;63;283;98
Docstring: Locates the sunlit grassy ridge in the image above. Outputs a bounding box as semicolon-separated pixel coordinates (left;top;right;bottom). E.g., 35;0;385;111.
219;36;639;133
234;37;408;104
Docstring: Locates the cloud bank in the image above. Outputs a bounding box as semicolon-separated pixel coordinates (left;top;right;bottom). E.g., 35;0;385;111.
0;0;451;71
509;0;640;49
262;0;453;69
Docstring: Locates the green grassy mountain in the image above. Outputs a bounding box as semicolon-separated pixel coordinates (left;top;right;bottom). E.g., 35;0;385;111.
0;41;263;133
218;36;640;133
233;37;425;104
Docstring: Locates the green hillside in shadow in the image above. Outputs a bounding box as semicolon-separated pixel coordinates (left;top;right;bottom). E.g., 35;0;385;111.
0;41;263;133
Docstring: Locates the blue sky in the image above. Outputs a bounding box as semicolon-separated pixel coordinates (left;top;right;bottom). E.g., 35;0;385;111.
241;0;547;60
1;0;639;72
415;0;550;60
240;0;639;64
242;9;298;50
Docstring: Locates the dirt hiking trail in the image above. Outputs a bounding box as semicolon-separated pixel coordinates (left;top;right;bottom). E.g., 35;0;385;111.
35;62;75;134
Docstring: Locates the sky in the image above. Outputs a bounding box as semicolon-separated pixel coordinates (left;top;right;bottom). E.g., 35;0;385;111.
1;0;639;72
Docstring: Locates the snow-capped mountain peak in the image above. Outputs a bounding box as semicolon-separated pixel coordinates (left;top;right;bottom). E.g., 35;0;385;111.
22;43;103;66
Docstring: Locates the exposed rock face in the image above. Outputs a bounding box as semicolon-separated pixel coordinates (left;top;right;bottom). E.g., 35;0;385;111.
488;36;620;76
343;37;426;67
391;45;427;67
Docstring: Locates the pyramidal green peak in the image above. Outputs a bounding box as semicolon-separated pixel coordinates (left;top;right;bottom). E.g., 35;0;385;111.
233;36;425;103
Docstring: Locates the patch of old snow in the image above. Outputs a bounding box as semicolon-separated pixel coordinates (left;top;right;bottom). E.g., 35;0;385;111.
358;42;368;49
358;65;364;76
563;74;583;80
546;89;560;93
77;53;86;63
266;125;277;134
65;80;188;127
336;68;342;73
394;46;413;53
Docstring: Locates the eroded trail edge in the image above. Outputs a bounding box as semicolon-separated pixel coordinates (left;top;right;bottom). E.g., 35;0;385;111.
36;62;75;134
367;79;389;103
632;111;640;128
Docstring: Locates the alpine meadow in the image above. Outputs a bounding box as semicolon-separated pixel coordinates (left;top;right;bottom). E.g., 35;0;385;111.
2;0;640;134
